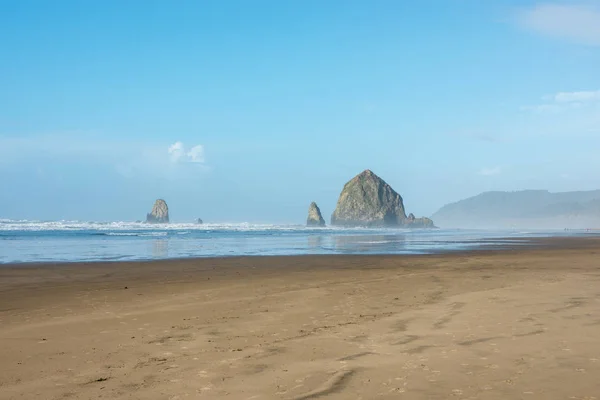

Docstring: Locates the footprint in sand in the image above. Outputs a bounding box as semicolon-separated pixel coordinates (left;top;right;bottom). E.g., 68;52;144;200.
292;369;356;400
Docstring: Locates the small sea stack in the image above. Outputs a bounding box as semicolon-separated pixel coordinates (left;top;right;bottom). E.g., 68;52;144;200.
306;202;326;227
146;199;169;224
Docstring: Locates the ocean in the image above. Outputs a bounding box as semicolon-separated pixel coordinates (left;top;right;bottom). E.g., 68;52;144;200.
0;219;589;264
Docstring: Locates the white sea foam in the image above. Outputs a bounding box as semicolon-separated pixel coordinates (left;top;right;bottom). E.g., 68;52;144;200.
104;232;169;237
0;219;411;233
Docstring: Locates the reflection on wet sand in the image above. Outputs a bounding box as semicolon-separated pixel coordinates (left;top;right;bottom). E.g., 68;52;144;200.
152;239;169;258
334;234;407;253
307;235;323;250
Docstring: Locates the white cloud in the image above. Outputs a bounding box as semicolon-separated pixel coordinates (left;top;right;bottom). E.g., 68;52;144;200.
168;141;185;162
518;3;600;46
168;142;205;164
554;90;600;103
522;89;600;113
478;166;502;176
520;104;563;113
187;145;205;163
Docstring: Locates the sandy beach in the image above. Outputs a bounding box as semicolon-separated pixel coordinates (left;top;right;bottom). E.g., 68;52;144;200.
1;237;600;399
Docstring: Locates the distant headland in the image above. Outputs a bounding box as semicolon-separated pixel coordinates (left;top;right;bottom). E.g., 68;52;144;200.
432;189;600;229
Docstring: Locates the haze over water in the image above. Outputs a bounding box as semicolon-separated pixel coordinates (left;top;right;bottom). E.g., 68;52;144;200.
0;220;591;264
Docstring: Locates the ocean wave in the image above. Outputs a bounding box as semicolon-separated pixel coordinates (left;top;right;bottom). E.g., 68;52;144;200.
102;232;169;237
0;219;412;233
354;240;396;244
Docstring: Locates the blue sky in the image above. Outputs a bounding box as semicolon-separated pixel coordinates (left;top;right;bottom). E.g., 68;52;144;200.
1;0;599;223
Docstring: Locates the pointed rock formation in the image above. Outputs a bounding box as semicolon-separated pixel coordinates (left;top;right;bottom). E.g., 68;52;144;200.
307;202;326;227
146;199;169;224
331;170;406;227
331;170;434;228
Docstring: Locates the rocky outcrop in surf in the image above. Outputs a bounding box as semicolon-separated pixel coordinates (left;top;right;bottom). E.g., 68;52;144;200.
405;213;435;228
146;199;169;224
307;202;326;227
331;170;434;228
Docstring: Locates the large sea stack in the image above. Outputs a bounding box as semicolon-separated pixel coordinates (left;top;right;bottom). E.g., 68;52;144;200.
306;202;326;227
331;170;434;228
146;199;169;224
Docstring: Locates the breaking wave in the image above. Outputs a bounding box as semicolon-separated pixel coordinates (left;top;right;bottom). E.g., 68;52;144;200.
0;219;412;233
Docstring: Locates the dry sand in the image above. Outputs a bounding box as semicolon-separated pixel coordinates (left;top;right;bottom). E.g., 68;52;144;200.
1;237;600;399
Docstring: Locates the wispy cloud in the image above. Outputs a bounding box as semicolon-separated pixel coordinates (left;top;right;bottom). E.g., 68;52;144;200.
520;104;563;113
478;166;502;176
168;141;185;162
472;134;499;143
0;134;130;163
452;131;505;143
187;145;205;163
517;3;600;46
522;89;600;113
168;142;204;164
0;134;209;179
553;90;600;103
168;141;205;164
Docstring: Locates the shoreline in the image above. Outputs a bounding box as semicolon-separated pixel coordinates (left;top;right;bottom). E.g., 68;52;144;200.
2;227;598;265
2;236;600;399
2;234;598;269
1;236;598;302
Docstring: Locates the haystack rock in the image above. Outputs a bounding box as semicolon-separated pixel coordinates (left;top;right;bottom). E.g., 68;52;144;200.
306;202;326;227
196;218;203;224
331;170;434;228
146;199;169;224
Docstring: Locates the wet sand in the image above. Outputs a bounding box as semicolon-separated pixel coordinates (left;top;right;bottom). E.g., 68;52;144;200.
1;237;600;399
